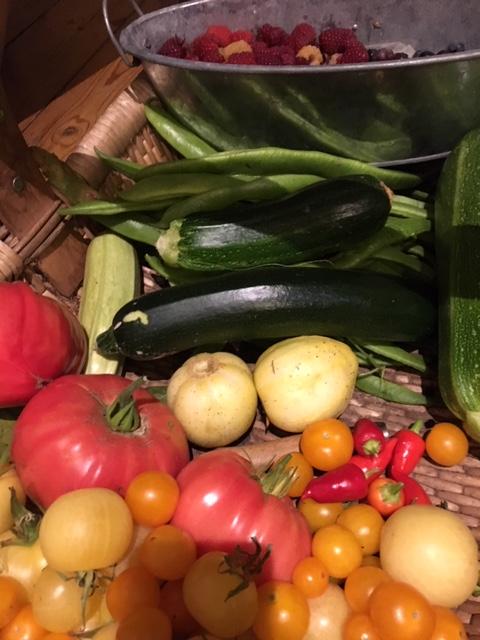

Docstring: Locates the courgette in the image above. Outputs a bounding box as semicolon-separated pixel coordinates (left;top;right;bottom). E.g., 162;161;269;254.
79;234;140;374
435;129;480;441
157;175;391;271
96;267;435;360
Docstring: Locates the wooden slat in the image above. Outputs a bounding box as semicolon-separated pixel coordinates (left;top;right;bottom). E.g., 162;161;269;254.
5;0;60;44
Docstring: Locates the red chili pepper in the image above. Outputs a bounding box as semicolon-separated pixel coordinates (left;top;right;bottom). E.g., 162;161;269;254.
390;420;425;480
350;437;398;484
301;463;368;503
396;474;432;505
353;418;386;457
368;476;405;516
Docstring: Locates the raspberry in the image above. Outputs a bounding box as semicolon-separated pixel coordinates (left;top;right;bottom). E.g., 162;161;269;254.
254;46;284;65
230;30;254;44
318;28;356;55
257;23;288;46
192;34;217;56
275;45;296;65
205;25;232;47
341;41;369;63
158;36;186;58
227;52;257;65
289;22;316;51
252;40;269;56
192;36;224;63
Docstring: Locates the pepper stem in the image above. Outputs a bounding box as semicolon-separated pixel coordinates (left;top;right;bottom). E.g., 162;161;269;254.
105;377;144;433
409;420;425;435
363;439;381;456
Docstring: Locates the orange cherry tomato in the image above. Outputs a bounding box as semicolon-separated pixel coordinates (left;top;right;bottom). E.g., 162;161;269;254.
116;607;172;640
337;504;384;556
361;556;381;568
292;556;329;599
275;453;313;498
426;423;469;467
430;606;467;640
297;500;344;533
344;566;391;613
0;605;48;640
139;525;196;580
125;471;180;527
369;581;435;640
159;580;200;638
42;636;73;640
253;581;309;640
300;419;354;471
0;577;28;628
106;566;161;621
311;524;362;579
344;613;381;640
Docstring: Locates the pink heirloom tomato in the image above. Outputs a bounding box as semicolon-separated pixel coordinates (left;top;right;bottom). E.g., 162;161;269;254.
0;282;86;408
171;451;311;583
12;375;190;507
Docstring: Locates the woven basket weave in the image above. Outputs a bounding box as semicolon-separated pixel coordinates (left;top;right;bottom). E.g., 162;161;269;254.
11;72;480;637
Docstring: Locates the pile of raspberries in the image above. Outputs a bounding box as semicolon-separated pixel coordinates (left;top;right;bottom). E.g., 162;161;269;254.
158;23;372;65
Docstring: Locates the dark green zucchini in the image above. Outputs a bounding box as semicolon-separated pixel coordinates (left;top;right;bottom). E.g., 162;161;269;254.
96;267;435;360
156;175;391;271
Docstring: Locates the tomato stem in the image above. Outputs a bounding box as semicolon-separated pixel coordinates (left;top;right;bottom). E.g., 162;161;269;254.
220;537;271;600
259;454;297;498
105;377;144;433
1;488;42;546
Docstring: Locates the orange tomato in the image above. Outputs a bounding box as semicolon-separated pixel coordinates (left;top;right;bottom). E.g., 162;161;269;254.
300;419;354;471
311;524;362;579
159;580;200;638
425;423;469;467
292;556;329;599
0;577;28;628
125;471;179;527
369;581;435;640
361;556;381;568
344;566;391;613
42;636;73;640
276;453;313;498
106;566;161;621
139;525;196;580
116;607;172;640
0;605;48;640
337;504;384;556
253;581;309;640
430;606;467;640
297;500;344;533
344;613;381;640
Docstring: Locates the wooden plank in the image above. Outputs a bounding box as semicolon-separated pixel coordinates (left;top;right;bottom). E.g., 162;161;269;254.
2;0;140;122
5;0;60;44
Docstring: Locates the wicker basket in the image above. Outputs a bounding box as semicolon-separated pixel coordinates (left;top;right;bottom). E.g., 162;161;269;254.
4;71;480;636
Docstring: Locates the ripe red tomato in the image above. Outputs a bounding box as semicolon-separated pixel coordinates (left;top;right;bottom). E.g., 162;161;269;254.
0;282;86;408
171;451;312;583
12;375;190;507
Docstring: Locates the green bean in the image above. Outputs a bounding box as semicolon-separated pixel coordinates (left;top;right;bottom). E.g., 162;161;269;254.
145;103;216;158
120;174;249;203
135;148;420;190
354;342;427;373
161;174;322;224
61;198;179;217
95;148;143;179
356;373;427;405
372;247;436;283
333;217;431;269
92;214;160;246
391;195;429;219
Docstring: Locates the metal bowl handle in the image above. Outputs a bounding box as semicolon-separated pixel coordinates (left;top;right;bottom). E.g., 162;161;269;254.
103;0;143;67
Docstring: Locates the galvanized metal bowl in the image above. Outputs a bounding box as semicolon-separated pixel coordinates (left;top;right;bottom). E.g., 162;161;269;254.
105;0;480;165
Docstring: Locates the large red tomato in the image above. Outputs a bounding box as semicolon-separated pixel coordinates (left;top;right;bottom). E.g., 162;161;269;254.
0;282;86;408
171;451;312;583
12;375;190;507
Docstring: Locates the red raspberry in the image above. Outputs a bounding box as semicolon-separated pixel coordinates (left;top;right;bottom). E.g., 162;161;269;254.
252;40;269;55
341;41;370;63
230;30;254;44
205;25;232;47
158;36;187;58
289;22;316;51
319;28;356;55
192;35;216;55
275;45;296;65
255;46;283;65
192;36;223;63
257;23;289;46
227;52;257;65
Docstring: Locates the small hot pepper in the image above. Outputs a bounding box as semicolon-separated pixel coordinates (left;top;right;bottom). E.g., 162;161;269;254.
396;474;432;505
353;418;386;457
368;476;405;516
301;463;368;504
350;437;398;484
390;420;425;480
